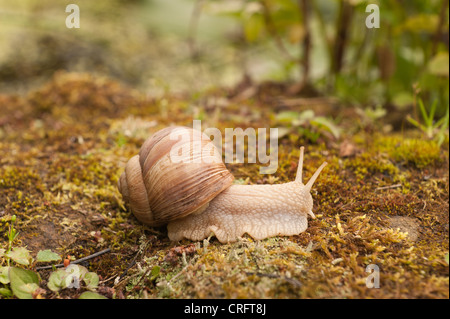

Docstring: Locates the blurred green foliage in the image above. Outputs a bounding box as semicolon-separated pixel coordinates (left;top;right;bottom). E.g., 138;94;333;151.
206;0;449;117
0;0;448;123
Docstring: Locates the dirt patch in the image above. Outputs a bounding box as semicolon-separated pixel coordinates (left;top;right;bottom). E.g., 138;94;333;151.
388;216;420;241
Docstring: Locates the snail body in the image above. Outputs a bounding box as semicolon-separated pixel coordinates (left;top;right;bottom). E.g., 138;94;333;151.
118;126;327;243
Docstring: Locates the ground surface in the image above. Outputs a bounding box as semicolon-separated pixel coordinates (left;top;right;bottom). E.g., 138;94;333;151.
0;72;448;298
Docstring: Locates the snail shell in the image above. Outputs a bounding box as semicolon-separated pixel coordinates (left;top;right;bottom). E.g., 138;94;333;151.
118;126;234;227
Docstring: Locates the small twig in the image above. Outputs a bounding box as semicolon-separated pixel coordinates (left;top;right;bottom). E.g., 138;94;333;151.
299;0;311;85
35;248;111;271
375;184;402;191
117;259;136;280
116;233;152;281
432;0;449;56
331;1;353;75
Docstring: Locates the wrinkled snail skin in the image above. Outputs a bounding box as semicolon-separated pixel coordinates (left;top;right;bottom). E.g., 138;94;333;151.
168;182;311;243
118;126;327;243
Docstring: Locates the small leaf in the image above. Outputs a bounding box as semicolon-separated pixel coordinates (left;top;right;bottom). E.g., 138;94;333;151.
36;250;61;263
0;267;10;284
47;269;68;292
276;127;291;139
48;265;90;292
275;111;300;122
311;117;341;139
418;98;430;125
68;264;89;278
244;13;264;42
150;265;160;281
406;115;425;131
392;92;414;109
294;110;316;126
5;247;32;266
0;287;13;298
78;291;108;299
83;272;99;290
445;253;449;265
428;52;449;77
400;14;439;33
8;267;40;299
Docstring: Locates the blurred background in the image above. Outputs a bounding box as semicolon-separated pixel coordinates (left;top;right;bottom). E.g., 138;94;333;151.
0;0;448;123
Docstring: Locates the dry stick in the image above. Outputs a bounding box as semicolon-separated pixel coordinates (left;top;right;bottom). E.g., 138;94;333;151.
116;235;152;282
299;0;311;85
35;248;111;271
376;184;402;191
432;0;449;56
332;1;353;75
117;254;138;280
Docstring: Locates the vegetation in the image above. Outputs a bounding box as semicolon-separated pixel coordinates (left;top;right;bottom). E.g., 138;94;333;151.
0;0;448;299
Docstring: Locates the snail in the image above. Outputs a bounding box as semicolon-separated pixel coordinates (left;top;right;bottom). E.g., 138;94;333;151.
118;126;327;243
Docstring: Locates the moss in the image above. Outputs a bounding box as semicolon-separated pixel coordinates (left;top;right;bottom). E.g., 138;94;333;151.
344;152;399;183
0;72;448;299
377;136;442;168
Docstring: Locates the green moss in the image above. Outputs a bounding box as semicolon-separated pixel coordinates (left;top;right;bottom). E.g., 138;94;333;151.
344;152;399;182
0;166;43;191
377;136;442;168
1;73;448;299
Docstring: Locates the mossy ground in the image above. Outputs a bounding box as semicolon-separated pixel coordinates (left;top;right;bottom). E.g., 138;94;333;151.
0;72;448;299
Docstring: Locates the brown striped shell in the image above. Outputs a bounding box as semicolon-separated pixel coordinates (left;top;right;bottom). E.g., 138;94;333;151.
118;126;234;227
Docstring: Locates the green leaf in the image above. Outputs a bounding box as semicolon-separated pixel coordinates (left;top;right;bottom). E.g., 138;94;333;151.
275;111;300;122
276;127;291;139
428;100;438;126
311;117;341;139
0;287;13;298
399;14;439;34
297;110;316;121
47;265;90;292
68;264;89;279
244;13;264;42
407;115;427;133
445;253;449;265
8;267;40;299
150;265;160;281
418;98;430;125
0;266;10;284
47;269;68;292
5;247;32;266
434;111;449;128
428;52;449;77
392;92;414;109
78;291;108;299
36;250;61;263
83;272;100;290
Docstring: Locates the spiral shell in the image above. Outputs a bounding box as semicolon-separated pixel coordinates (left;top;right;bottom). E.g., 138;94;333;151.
118;126;234;226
